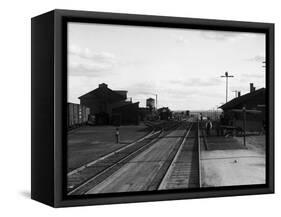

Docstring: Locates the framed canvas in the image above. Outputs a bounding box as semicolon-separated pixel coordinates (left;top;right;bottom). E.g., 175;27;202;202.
31;9;274;207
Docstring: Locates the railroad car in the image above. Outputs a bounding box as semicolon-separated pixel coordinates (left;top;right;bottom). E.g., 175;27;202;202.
67;103;90;129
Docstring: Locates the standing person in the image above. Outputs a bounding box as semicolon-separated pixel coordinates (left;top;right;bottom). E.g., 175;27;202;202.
115;127;120;144
206;117;213;136
199;113;203;122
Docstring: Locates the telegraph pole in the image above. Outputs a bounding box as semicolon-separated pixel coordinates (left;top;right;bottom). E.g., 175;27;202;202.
155;94;158;110
242;106;246;147
221;72;234;103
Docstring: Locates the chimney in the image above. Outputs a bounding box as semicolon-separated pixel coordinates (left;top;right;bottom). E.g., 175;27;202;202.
250;83;255;93
238;91;241;97
99;83;108;88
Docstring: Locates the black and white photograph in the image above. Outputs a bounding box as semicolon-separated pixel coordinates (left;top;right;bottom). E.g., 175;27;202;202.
66;22;267;195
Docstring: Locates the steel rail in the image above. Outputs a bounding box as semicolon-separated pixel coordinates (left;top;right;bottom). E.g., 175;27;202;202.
69;130;165;195
68;129;157;176
157;122;194;190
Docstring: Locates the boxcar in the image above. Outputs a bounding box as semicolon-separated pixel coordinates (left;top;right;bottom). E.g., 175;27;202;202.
67;103;90;129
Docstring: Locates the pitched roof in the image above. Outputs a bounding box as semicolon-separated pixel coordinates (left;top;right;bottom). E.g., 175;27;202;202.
220;88;265;110
78;84;126;102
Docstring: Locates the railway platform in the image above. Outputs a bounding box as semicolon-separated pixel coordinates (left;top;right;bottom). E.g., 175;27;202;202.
200;134;266;187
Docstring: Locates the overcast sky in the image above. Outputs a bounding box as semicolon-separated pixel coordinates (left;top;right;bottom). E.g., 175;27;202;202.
67;22;266;110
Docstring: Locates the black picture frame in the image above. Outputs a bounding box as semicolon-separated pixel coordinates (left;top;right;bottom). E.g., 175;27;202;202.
31;9;274;207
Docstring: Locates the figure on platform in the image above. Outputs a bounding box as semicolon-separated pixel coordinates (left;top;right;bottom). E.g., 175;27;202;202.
199;113;203;122
205;117;213;136
115;127;120;144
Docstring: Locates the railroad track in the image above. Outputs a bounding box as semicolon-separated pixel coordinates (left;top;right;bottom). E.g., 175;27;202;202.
157;122;201;190
85;121;201;194
199;121;209;150
67;121;181;195
68;121;202;195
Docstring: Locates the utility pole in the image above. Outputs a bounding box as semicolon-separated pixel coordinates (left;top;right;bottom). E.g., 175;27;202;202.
221;72;234;103
155;94;158;110
242;106;246;147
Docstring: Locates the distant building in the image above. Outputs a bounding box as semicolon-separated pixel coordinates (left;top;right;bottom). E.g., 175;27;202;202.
146;98;155;111
220;83;265;132
138;107;151;121
79;83;139;125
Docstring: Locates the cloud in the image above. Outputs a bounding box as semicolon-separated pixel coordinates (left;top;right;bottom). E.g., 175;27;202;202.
245;54;265;62
68;45;117;77
170;77;222;87
128;79;223;98
171;34;189;44
69;61;115;76
200;31;255;42
125;82;157;96
69;45;116;62
123;79;225;110
241;72;264;79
